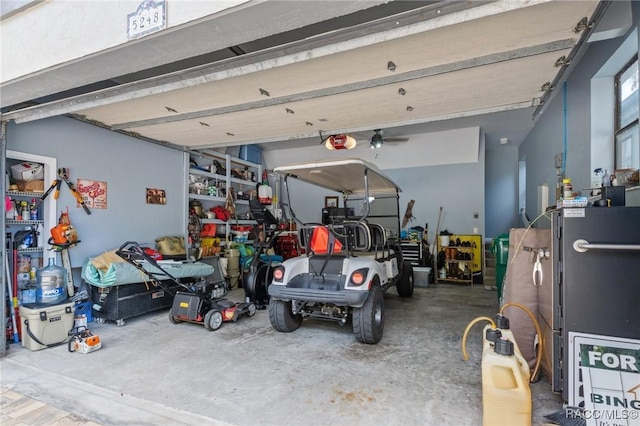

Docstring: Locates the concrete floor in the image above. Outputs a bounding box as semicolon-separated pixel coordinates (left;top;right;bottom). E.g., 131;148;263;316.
1;284;563;425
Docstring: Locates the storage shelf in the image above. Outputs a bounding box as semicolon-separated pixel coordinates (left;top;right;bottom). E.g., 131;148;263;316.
7;191;45;198
437;278;473;284
189;168;225;181
17;247;44;253
188;194;226;203
436;233;483;286
5;219;44;225
187;152;262;254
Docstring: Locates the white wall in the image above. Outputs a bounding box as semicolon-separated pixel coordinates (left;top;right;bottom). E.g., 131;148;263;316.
0;0;247;82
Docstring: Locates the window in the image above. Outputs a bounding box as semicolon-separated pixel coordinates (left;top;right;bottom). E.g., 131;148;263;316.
614;55;639;171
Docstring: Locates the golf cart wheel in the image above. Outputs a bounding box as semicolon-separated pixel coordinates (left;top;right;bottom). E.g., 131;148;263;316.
353;281;384;344
168;311;182;324
247;303;257;317
268;299;302;332
397;261;415;297
204;310;223;331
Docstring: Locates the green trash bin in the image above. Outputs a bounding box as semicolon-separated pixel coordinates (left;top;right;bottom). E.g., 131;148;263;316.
491;233;510;301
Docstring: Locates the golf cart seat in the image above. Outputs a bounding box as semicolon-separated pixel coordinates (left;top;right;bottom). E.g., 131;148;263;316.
367;223;387;252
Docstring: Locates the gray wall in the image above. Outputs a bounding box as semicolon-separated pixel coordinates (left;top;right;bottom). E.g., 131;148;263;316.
279;147;486;245
519;32;632;220
485;145;519;238
7;116;185;266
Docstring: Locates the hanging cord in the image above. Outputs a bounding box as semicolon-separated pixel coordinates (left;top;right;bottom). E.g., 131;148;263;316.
509;211;553;266
562;81;568;175
461;316;497;361
499;302;545;382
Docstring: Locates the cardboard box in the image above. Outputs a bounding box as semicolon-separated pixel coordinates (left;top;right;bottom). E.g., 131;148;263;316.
11;162;44;181
16;179;45;193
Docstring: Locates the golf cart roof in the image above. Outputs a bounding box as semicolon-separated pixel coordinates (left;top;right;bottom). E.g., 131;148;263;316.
274;158;401;195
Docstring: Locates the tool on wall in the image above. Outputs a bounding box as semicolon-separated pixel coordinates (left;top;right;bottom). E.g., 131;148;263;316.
39;168;91;215
402;199;415;228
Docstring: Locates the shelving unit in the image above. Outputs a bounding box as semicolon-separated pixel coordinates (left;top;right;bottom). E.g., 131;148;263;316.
435;234;483;285
4;152;57;334
186;151;262;257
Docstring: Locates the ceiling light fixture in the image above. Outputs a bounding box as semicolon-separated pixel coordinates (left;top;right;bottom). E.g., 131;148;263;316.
500;137;509;145
325;134;357;150
370;133;383;149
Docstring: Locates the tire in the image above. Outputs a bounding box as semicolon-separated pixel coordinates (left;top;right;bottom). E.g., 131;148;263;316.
268;299;302;332
352;281;384;344
168;311;182;324
397;261;414;297
204;310;223;331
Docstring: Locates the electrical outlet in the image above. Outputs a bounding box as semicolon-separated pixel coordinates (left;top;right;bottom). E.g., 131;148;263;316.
473;212;479;219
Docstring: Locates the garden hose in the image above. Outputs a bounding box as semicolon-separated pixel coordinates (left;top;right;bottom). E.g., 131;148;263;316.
500;302;544;383
461;316;496;361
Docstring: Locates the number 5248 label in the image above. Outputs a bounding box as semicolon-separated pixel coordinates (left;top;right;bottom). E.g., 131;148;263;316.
127;0;166;40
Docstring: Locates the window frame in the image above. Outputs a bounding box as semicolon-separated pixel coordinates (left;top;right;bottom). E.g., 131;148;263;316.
614;54;639;172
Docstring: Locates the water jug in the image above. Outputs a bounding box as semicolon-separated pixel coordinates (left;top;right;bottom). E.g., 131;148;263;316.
482;338;532;426
36;257;67;304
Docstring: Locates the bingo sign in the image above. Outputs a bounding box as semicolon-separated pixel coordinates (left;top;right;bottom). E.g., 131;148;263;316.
127;0;166;40
571;333;640;425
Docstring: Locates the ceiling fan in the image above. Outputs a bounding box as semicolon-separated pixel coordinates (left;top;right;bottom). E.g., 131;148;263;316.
368;129;409;149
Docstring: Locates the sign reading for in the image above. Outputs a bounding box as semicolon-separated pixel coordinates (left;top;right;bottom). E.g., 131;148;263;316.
127;0;166;40
577;338;640;426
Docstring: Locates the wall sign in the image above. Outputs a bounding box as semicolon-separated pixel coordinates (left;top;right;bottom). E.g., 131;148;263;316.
127;0;166;40
77;179;107;209
146;188;166;205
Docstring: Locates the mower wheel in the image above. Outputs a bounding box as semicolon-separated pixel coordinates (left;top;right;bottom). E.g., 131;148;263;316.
247;303;257;317
168;311;182;324
204;310;223;331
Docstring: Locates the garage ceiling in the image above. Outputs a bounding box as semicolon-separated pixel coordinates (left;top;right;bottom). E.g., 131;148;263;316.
3;0;604;152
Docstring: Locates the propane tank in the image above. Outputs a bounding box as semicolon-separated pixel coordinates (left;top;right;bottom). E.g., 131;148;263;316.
482;338;532;426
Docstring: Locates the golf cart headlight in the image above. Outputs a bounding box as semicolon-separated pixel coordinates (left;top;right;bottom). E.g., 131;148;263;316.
350;268;368;286
273;266;285;282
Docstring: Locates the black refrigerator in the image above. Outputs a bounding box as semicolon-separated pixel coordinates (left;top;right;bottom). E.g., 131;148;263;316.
543;206;640;400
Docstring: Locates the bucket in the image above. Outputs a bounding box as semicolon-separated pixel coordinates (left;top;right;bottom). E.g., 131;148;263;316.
440;235;450;247
482;338;531;426
224;249;240;288
35;258;67;305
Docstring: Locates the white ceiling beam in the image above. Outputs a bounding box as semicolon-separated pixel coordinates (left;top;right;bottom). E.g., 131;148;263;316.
111;39;572;131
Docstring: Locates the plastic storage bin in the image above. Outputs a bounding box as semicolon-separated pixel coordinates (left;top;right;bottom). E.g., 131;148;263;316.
491;233;509;300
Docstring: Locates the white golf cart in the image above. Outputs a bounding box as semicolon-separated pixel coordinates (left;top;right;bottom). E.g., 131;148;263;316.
267;159;414;344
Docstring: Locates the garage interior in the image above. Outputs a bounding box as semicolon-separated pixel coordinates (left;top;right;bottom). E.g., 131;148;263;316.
2;1;640;425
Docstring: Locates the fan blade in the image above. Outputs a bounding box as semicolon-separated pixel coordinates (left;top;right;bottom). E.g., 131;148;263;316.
383;137;409;143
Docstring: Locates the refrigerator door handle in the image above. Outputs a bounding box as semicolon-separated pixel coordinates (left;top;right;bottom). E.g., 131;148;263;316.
573;239;640;252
